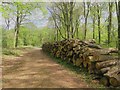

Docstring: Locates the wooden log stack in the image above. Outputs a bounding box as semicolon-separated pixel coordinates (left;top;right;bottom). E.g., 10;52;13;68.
42;39;120;87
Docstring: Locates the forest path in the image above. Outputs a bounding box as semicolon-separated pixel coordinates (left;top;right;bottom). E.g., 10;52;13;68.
3;48;89;88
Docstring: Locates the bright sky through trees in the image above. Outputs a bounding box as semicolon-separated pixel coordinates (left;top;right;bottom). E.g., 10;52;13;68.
1;5;50;29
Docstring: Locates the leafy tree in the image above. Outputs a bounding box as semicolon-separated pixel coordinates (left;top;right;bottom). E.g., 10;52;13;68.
2;2;38;47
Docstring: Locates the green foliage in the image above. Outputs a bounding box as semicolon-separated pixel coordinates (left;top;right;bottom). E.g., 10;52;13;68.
1;2;118;49
2;48;21;56
2;26;55;48
2;29;14;48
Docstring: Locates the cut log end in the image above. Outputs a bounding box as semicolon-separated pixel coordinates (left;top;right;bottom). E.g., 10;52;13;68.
100;76;110;86
110;77;120;87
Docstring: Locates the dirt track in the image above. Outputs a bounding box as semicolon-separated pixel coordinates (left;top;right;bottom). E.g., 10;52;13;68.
2;48;89;88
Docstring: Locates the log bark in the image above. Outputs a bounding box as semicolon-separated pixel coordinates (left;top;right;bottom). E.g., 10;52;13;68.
95;59;117;70
97;67;111;75
95;55;118;62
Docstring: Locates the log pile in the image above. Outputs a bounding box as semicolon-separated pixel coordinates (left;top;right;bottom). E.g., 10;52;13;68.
42;39;120;87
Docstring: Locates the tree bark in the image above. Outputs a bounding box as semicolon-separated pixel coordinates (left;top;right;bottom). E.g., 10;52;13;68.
70;2;74;38
14;4;19;48
93;13;95;39
15;25;19;48
108;2;113;46
97;4;101;44
84;2;90;40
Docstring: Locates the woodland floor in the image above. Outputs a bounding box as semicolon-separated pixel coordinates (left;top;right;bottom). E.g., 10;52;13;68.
2;47;100;88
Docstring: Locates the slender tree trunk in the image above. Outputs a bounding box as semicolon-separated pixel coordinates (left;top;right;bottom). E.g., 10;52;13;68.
70;2;74;38
92;9;95;39
14;15;20;48
83;2;90;40
57;29;58;41
76;17;79;38
83;2;86;39
14;5;19;48
64;3;70;39
84;18;87;40
108;2;113;47
97;4;101;44
15;25;19;47
14;4;21;48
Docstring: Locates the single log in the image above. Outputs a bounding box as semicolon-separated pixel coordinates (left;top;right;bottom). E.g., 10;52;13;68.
98;48;118;55
96;67;111;75
109;74;120;87
89;48;118;56
95;55;118;62
109;48;118;53
95;59;117;70
87;44;102;49
88;50;101;61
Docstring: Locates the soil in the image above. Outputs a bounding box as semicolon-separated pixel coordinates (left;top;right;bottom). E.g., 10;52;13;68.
2;48;90;88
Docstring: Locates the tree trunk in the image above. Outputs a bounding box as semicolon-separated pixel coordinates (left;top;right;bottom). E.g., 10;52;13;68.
15;26;19;48
14;5;19;48
70;2;74;38
108;2;113;47
84;2;90;40
93;13;95;39
75;16;79;38
64;3;70;39
97;4;101;44
84;18;87;40
83;2;86;40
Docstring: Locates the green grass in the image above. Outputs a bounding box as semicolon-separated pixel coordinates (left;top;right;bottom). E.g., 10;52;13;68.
44;52;105;88
2;48;21;56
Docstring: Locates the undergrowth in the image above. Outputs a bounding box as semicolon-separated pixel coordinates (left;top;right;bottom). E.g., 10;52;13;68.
2;48;21;56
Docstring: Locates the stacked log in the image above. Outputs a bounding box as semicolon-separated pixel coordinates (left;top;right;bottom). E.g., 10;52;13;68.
42;39;119;87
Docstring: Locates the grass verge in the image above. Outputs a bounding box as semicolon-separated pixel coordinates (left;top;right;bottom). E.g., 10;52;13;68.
2;48;21;56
